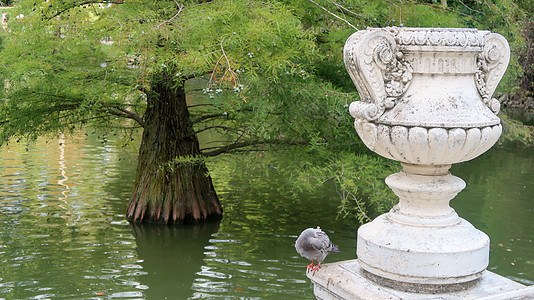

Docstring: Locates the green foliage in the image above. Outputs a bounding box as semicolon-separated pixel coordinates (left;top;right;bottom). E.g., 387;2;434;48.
233;71;357;144
291;148;400;223
423;0;529;92
518;20;533;96
0;0;531;222
397;4;465;27
500;113;534;144
158;155;207;173
0;0;319;142
0;1;142;142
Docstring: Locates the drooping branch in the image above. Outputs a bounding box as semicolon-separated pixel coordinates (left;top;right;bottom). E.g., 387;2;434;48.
205;38;241;92
457;0;484;14
336;165;373;222
187;103;215;108
201;139;309;157
327;0;363;17
101;102;145;128
192;113;225;123
156;0;184;28
201;141;259;157
10;90;145;128
194;125;235;135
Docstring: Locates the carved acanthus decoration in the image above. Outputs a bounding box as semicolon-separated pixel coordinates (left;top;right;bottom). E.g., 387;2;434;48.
475;33;511;114
344;30;412;121
383;51;413;100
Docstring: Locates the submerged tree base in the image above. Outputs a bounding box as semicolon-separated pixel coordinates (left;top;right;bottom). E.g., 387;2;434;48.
126;73;223;224
126;163;223;224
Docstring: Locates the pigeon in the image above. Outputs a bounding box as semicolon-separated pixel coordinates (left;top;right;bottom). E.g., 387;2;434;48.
295;226;340;274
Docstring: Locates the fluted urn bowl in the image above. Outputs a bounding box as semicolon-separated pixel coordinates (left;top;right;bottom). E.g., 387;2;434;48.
351;119;502;165
345;27;509;167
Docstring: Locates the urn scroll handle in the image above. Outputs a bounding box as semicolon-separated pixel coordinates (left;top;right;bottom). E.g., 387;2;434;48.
344;30;412;121
476;32;511;114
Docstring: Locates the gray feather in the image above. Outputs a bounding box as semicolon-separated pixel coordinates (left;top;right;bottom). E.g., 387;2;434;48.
295;226;340;263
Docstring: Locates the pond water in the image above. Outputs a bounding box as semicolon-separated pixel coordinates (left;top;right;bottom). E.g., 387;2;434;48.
0;130;532;299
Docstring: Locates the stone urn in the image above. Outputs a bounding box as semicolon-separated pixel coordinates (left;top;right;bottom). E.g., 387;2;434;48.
344;27;510;292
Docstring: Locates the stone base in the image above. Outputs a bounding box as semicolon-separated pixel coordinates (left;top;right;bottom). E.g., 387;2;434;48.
357;215;490;287
307;259;533;300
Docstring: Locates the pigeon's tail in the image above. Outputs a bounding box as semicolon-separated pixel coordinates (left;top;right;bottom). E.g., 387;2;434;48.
329;244;340;254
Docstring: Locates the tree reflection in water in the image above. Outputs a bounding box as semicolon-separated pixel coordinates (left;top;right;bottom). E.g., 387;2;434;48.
131;221;220;299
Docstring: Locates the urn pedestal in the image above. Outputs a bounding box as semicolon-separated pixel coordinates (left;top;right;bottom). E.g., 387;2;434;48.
307;27;534;299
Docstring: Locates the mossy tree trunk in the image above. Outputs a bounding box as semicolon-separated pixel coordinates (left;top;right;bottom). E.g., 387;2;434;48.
126;74;222;223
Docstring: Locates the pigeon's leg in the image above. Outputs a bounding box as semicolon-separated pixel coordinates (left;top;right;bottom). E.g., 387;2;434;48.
311;262;321;275
306;261;316;272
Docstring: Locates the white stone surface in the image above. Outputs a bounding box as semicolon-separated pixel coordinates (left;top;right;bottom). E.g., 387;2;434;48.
385;168;465;224
338;26;515;290
307;259;532;300
357;215;489;284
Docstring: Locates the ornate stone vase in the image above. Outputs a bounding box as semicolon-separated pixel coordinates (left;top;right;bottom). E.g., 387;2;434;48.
344;27;510;291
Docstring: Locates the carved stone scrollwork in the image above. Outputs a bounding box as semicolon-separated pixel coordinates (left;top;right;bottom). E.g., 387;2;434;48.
344;30;412;121
475;33;511;114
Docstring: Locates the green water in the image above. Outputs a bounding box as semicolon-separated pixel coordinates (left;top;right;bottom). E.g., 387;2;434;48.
0;132;532;299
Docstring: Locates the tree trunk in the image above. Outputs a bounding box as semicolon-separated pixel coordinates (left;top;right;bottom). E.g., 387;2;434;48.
127;74;222;223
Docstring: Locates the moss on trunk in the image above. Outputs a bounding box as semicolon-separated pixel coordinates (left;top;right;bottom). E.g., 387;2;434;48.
127;74;222;223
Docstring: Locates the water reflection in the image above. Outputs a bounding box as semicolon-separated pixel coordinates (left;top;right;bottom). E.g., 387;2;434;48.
452;140;534;285
131;222;220;299
0;131;531;299
0;134;143;299
57;134;70;204
190;154;355;299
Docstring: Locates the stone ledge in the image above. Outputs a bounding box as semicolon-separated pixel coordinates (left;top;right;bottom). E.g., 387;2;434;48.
307;259;532;300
